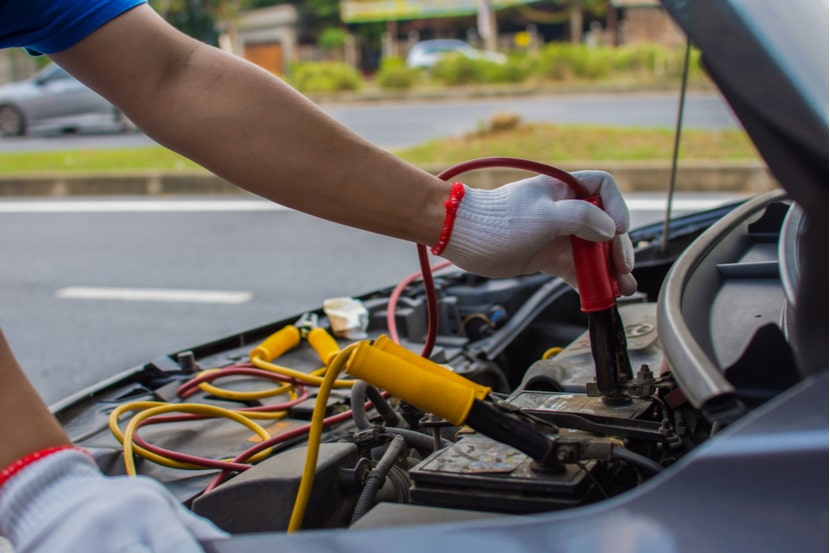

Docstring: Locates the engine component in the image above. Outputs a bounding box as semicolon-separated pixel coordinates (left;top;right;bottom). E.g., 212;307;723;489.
408;368;666;515
409;432;595;514
192;443;360;533
520;302;663;393
509;391;665;443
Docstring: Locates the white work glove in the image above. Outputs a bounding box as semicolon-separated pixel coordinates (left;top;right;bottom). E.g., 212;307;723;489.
438;171;637;295
0;449;228;553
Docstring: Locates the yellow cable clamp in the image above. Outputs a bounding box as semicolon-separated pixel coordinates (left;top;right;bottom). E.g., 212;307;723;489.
371;335;492;400
249;325;301;362
307;327;341;366
344;340;477;426
250;325;352;388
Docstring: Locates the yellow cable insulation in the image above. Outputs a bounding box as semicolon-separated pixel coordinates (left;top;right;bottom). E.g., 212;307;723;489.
542;346;564;360
195;368;297;401
345;341;477;426
250;356;354;388
287;343;360;533
108;338;337;474
110;401;276;475
372;335;491;400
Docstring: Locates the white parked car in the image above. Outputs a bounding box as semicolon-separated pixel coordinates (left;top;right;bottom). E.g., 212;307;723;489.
405;39;507;69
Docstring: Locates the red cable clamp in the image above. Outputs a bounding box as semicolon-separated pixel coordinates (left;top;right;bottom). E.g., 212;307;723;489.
569;195;621;312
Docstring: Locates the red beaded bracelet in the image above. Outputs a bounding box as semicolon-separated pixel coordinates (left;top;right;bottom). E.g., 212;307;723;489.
0;445;87;489
430;182;466;256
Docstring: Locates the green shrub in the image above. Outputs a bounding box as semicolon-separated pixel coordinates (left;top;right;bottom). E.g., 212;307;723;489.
611;44;664;73
537;43;612;81
376;56;421;90
431;53;484;85
537;44;574;80
609;43;701;79
533;42;709;83
680;47;706;81
289;62;362;93
575;47;613;79
479;53;534;84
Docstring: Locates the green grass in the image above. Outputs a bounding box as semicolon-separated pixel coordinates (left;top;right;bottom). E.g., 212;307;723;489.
394;122;760;165
0;146;200;173
0;123;759;174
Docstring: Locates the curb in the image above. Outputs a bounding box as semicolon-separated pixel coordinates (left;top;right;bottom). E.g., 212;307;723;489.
303;80;717;105
0;160;777;198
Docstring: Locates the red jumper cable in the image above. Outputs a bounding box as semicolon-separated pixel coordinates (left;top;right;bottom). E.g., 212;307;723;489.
418;156;633;404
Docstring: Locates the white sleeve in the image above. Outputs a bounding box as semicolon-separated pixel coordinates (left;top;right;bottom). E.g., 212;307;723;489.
0;449;228;553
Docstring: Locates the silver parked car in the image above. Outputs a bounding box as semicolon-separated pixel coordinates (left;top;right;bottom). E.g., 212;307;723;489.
0;62;133;136
405;39;507;69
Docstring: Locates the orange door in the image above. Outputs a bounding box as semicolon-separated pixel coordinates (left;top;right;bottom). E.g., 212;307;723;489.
244;42;284;75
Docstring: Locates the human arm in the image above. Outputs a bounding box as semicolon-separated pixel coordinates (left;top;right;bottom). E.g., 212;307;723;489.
0;329;227;552
49;4;448;246
48;4;635;285
0;329;71;470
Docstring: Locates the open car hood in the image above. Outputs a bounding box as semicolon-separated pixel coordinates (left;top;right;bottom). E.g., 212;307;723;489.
661;0;828;377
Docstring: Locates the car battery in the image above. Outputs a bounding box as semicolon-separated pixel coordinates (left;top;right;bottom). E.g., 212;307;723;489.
409;431;594;514
409;390;657;514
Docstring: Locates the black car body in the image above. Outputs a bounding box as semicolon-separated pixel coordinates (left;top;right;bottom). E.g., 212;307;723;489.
51;1;828;551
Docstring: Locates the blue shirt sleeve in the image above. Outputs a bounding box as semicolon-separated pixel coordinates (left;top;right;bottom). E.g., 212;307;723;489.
0;0;147;55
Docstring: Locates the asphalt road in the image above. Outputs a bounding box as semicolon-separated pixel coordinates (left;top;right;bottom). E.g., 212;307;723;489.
0;91;739;152
0;193;749;405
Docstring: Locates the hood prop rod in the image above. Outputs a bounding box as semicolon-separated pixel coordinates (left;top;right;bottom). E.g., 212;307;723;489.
662;36;692;254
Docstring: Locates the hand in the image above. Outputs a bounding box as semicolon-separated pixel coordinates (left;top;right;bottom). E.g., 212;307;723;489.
438;171;637;295
0;449;228;553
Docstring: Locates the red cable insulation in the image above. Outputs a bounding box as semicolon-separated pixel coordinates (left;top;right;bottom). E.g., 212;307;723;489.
417;156;592;357
386;260;453;344
124;385;312;473
202;407;358;492
176;364;300;399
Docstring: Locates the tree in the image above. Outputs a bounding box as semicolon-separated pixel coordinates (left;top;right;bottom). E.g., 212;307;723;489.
149;0;275;43
515;0;608;42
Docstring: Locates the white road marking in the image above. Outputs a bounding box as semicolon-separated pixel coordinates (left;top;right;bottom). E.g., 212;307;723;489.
55;286;253;304
625;197;748;211
0;196;747;213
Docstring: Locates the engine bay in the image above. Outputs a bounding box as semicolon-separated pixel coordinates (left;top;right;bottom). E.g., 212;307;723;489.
32;1;825;549
53;189;814;537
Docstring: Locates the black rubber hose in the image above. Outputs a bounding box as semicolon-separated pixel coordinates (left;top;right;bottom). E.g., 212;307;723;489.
350;381;403;429
611;445;664;476
351;381;446;451
351;435;407;524
386;427;451;451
